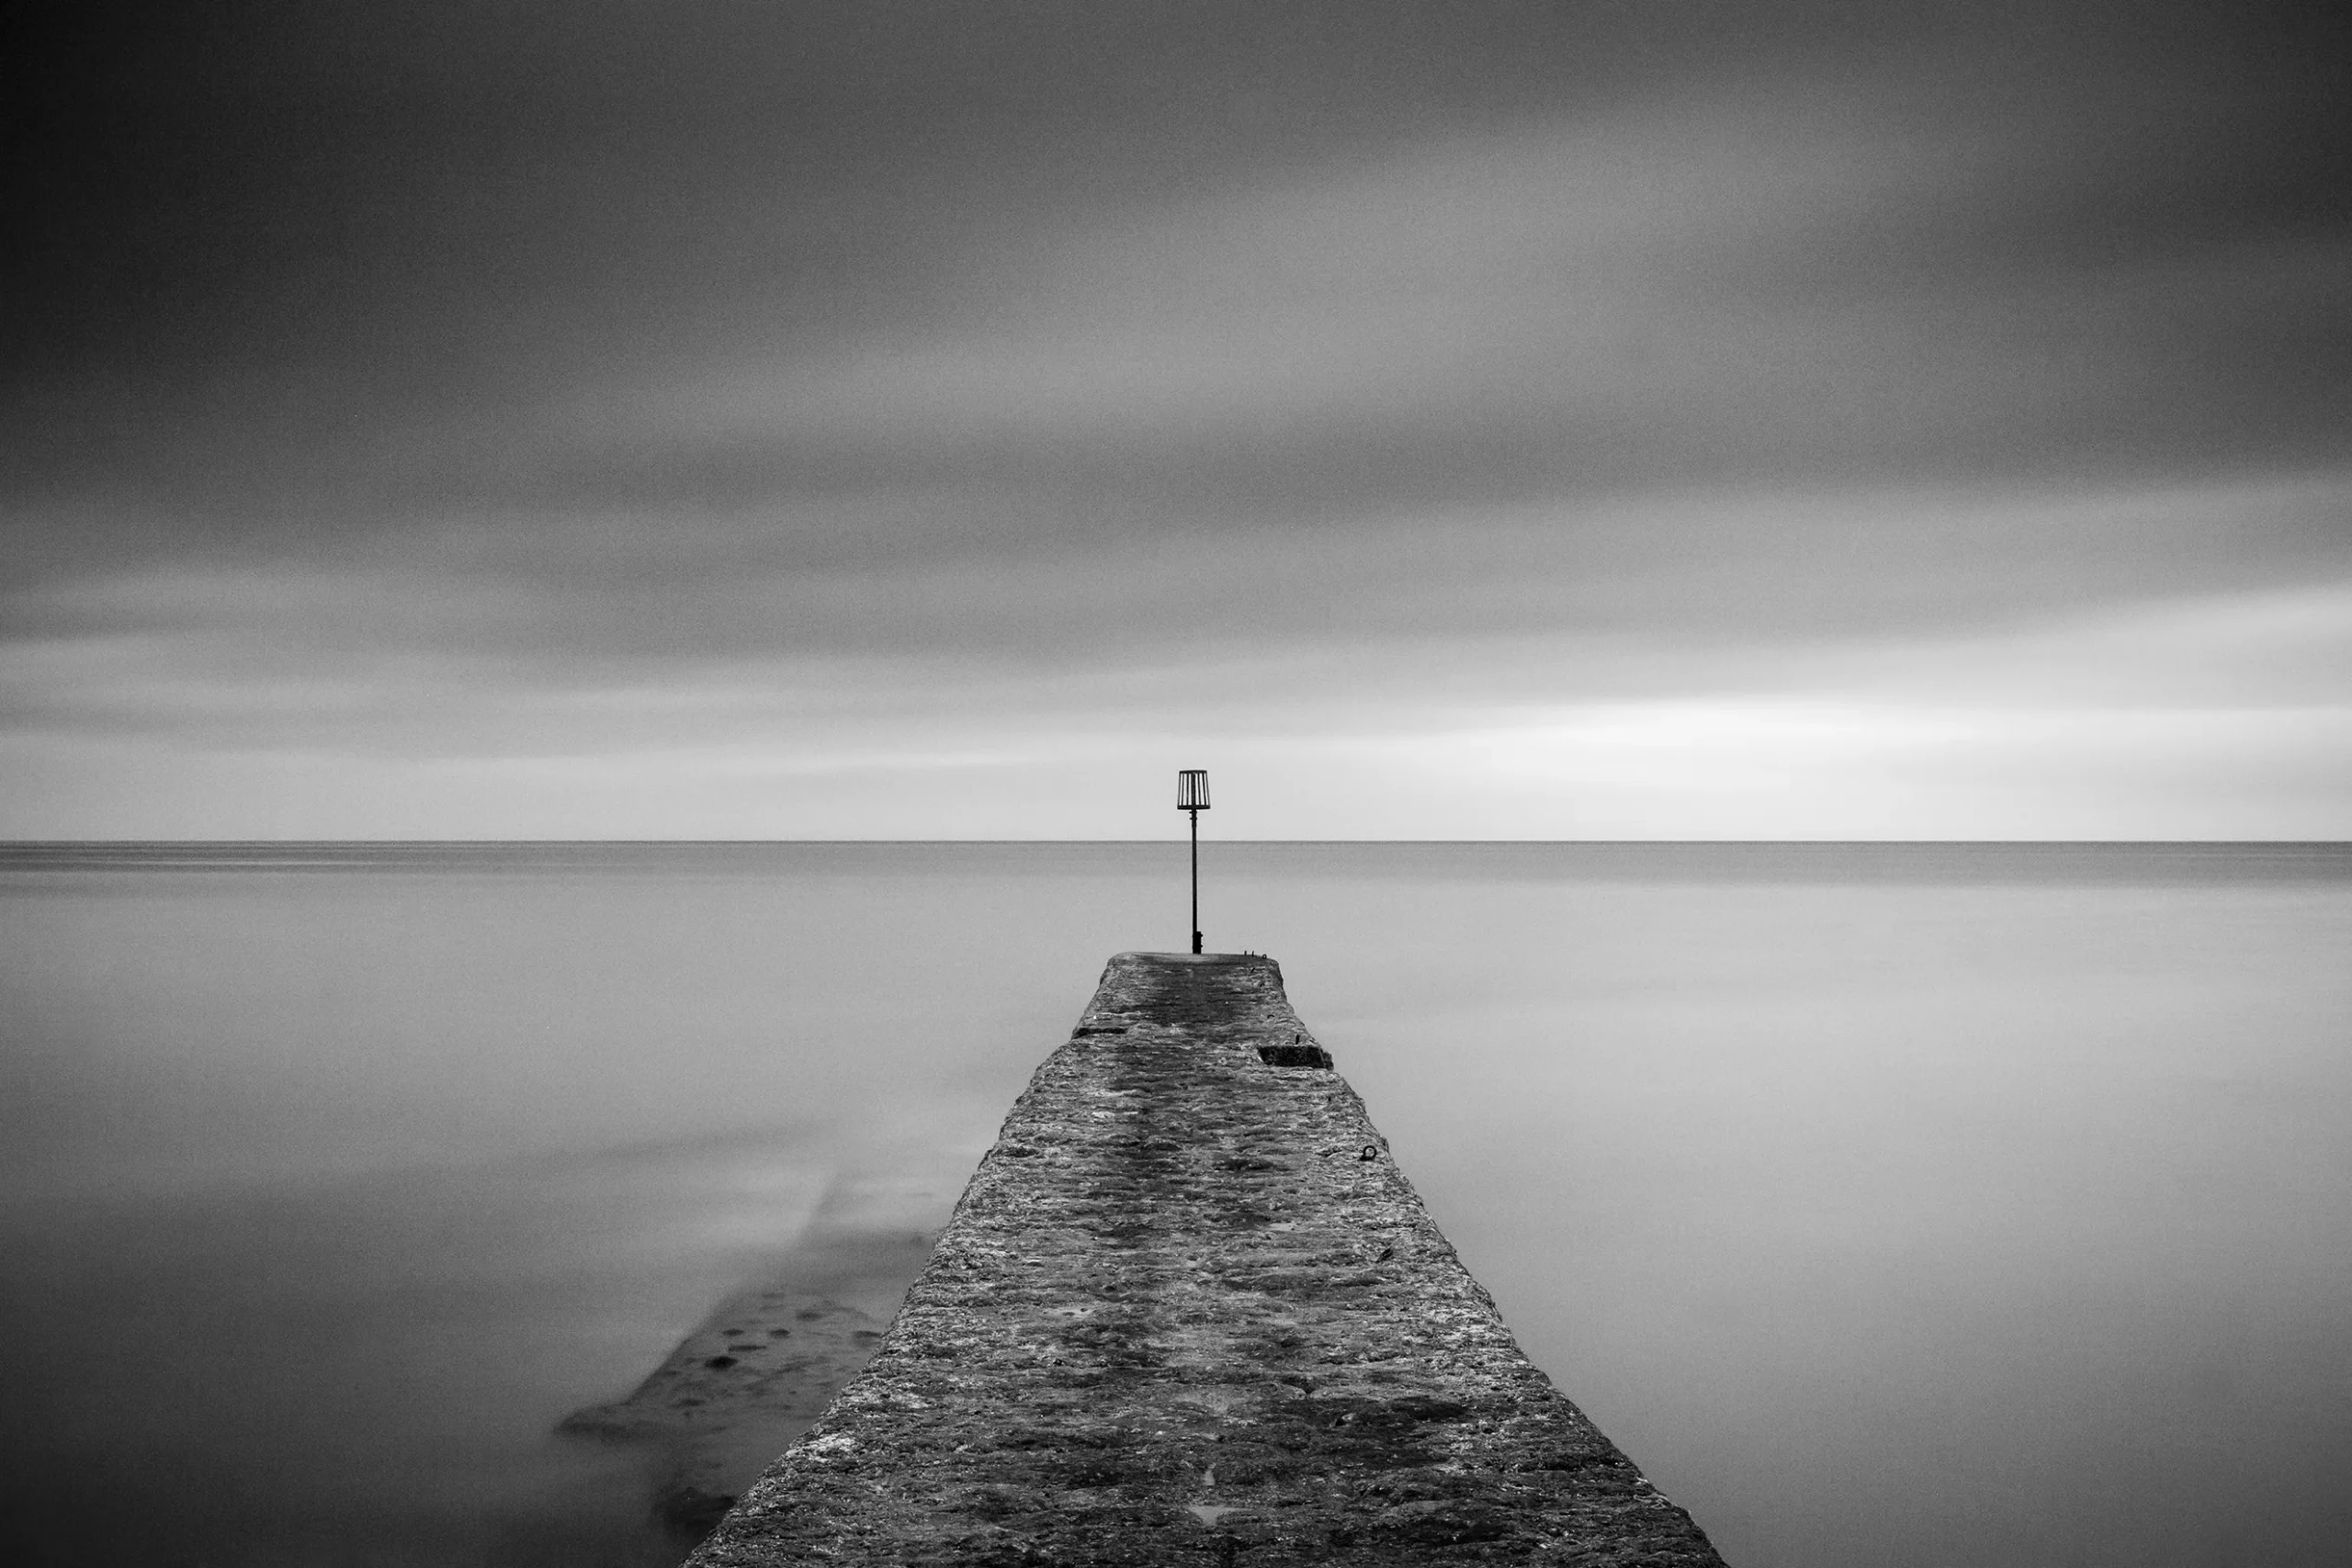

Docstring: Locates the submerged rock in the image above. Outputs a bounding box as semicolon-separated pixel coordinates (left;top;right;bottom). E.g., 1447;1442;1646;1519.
559;1179;946;1539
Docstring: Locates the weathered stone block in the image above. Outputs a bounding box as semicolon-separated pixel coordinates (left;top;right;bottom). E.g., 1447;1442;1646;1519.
688;953;1725;1566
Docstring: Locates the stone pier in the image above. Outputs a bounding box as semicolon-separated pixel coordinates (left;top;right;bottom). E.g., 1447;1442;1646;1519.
687;953;1725;1565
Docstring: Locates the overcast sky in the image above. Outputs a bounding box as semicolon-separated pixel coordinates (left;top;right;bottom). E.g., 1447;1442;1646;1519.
6;0;2346;838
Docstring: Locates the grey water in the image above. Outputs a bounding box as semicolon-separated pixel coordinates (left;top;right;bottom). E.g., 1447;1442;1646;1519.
2;841;2347;1567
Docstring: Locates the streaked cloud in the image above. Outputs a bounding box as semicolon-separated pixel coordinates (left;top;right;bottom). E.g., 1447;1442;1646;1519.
4;2;2346;836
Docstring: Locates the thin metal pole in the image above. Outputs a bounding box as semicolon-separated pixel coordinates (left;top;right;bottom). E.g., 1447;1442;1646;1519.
1190;807;1201;953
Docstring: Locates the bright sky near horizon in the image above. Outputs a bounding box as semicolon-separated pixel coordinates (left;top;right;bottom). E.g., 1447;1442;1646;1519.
6;2;2348;839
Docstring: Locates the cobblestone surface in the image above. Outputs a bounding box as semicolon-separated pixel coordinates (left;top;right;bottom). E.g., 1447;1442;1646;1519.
688;953;1726;1566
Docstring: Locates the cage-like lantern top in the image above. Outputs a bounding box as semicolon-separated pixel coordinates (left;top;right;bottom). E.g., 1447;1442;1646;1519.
1177;769;1210;810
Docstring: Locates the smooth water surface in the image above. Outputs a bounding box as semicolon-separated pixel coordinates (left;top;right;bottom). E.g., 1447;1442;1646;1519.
3;842;2347;1565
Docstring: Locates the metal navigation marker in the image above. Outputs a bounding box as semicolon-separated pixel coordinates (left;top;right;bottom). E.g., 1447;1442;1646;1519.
1177;769;1209;954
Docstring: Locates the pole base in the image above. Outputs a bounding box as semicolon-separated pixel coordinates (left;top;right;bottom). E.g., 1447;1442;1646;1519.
1192;931;1203;955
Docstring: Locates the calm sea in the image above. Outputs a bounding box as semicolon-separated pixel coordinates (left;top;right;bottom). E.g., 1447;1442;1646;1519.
3;841;2347;1566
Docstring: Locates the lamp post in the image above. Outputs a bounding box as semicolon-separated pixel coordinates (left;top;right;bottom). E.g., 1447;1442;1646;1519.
1177;769;1209;954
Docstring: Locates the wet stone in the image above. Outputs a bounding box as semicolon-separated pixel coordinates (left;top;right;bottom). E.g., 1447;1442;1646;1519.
687;953;1726;1567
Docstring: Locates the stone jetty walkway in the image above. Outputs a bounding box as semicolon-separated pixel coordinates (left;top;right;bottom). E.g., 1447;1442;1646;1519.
688;953;1725;1566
